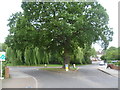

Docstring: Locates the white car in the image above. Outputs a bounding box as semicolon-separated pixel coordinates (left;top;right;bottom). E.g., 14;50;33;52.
99;61;105;66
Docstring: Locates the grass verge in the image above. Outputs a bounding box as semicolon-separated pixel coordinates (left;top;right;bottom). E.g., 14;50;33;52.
40;67;79;72
6;63;63;67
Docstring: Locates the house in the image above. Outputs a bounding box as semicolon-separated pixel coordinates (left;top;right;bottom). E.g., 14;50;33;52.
90;49;104;61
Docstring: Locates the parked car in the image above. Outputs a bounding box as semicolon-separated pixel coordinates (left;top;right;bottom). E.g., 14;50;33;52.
111;60;118;63
99;61;105;66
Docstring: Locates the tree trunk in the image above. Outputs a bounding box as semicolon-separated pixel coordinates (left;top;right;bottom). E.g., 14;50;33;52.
62;49;70;69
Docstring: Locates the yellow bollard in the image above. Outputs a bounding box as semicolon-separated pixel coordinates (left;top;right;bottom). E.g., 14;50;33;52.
65;64;69;71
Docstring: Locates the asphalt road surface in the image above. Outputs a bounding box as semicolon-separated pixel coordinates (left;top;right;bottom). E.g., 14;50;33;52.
9;63;118;88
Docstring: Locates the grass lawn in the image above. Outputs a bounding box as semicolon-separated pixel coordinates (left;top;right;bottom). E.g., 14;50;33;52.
6;63;63;67
41;68;65;71
40;67;79;72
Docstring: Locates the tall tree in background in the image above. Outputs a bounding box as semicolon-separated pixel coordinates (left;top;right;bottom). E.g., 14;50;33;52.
101;47;119;60
6;2;113;68
0;43;7;52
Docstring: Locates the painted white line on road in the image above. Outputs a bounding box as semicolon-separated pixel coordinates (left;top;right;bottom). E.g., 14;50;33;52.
9;67;38;88
30;75;38;88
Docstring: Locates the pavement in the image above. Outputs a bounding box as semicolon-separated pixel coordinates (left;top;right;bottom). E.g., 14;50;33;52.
2;68;37;88
1;64;119;88
97;65;119;78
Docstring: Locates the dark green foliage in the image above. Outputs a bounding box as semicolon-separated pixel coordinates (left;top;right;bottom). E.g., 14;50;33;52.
82;45;93;64
0;43;7;52
70;47;83;64
5;2;113;66
100;55;106;60
101;47;119;61
6;47;17;65
49;52;63;64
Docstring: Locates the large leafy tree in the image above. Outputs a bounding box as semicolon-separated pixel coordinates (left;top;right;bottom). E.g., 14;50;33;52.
6;2;113;68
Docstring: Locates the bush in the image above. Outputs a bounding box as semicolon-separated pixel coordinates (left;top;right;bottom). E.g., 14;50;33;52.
114;61;120;66
100;55;106;60
2;61;8;77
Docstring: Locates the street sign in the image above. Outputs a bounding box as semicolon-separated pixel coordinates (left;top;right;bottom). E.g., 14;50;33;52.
0;52;6;61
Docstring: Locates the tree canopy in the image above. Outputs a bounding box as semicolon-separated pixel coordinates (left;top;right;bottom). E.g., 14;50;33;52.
101;47;119;60
5;2;113;67
0;43;7;52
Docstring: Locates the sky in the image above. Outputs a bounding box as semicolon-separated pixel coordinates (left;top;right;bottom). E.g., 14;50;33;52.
93;0;119;51
0;0;119;51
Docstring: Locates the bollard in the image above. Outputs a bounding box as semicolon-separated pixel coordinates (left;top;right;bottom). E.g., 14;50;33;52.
44;64;47;68
73;64;76;68
5;67;9;78
65;64;69;71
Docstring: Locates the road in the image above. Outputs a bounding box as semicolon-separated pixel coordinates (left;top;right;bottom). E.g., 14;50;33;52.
8;62;118;88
